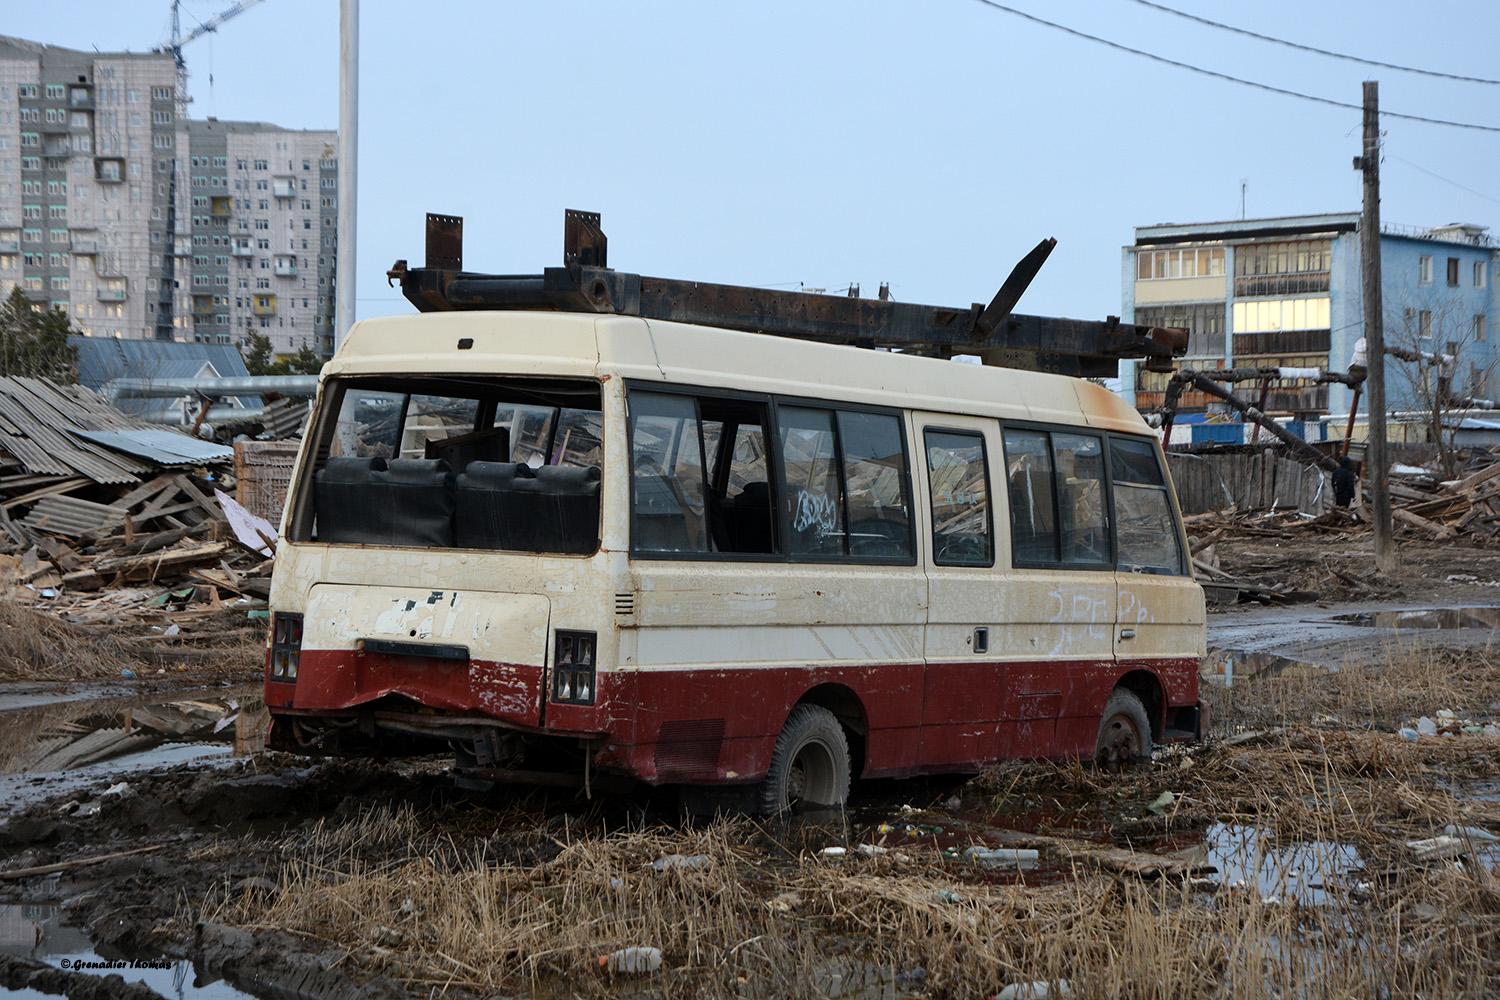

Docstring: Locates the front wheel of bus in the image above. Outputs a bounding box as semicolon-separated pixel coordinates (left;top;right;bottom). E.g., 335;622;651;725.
758;704;850;816
1095;689;1152;767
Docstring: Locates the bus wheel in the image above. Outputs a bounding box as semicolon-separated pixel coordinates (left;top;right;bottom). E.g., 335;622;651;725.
1095;689;1151;767
758;704;850;816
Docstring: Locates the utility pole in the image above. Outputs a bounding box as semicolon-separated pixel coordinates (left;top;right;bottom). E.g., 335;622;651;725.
335;0;359;355
1358;80;1396;571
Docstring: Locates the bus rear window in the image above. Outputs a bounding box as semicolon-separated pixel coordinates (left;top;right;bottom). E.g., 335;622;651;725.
292;376;602;554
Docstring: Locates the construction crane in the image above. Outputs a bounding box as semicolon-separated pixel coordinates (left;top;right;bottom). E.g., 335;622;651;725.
156;0;266;112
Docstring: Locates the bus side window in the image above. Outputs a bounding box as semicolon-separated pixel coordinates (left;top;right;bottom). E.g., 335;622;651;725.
1052;433;1110;566
1002;429;1057;564
840;411;913;559
925;430;992;566
629;392;709;553
778;407;847;557
1110;437;1185;575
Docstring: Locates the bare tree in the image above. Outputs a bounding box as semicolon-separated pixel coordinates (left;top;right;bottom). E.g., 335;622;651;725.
1385;289;1498;480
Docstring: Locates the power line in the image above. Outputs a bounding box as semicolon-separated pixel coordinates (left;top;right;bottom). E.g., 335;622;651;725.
969;0;1500;133
1126;0;1500;86
1388;155;1500;206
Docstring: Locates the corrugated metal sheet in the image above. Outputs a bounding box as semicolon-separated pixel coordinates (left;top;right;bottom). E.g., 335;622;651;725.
19;494;128;537
70;429;234;467
0;379;142;484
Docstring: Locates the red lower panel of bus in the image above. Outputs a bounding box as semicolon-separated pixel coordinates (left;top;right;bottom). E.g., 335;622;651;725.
267;650;1199;785
266;649;547;729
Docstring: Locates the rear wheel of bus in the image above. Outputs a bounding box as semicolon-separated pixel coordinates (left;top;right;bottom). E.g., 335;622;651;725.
1095;688;1151;767
758;704;850;815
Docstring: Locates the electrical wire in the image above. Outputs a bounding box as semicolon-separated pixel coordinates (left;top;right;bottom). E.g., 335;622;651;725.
969;0;1500;133
1388;155;1500;206
1126;0;1500;86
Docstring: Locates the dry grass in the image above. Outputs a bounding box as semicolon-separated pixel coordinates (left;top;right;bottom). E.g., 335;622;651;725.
206;757;1500;999
1205;640;1500;734
195;641;1500;998
0;600;262;683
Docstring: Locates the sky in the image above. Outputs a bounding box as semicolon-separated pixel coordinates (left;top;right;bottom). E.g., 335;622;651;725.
8;1;1500;327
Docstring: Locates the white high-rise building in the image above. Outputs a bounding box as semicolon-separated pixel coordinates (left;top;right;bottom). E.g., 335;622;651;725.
0;35;337;359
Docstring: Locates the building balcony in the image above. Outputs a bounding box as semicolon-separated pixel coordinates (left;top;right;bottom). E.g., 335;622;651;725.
273;256;296;277
0;233;18;253
97;286;127;303
69;86;92;108
232;243;254;256
252;295;277;316
211;196;233;217
193;295;215;315
70;238;98;255
272;177;295;199
94;157;124;183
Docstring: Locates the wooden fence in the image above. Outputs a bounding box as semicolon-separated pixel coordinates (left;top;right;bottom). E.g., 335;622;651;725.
1167;451;1330;516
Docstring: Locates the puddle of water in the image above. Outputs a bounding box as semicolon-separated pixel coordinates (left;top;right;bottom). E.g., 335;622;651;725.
1202;648;1336;688
0;685;265;776
1330;607;1500;631
0;902;255;999
1181;824;1363;905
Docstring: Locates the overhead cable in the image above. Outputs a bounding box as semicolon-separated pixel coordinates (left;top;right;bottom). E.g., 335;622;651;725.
1127;0;1500;87
969;0;1500;133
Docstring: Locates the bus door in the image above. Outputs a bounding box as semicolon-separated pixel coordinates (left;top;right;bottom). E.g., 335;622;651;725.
915;415;1008;769
1109;436;1204;735
997;426;1117;760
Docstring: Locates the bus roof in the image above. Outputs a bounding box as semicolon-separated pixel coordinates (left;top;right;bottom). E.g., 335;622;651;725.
329;310;1153;437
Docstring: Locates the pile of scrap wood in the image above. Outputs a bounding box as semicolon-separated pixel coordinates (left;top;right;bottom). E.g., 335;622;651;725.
1186;455;1500;603
0;376;277;642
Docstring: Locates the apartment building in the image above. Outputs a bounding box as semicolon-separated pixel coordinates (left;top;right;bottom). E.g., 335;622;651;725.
0;35;336;360
181;119;337;356
1121;214;1499;420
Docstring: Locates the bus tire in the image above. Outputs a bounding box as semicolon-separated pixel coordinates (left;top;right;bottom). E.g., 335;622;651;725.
1095;688;1151;767
758;704;850;815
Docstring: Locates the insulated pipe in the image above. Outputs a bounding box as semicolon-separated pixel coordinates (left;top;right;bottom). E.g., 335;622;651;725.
106;375;319;397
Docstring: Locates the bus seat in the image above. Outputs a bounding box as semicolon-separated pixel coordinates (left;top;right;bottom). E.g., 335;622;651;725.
533;465;602;554
426;426;511;473
726;481;773;553
316;456;455;546
455;461;535;549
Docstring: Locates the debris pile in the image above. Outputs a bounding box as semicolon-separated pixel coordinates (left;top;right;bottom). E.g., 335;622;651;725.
1186;450;1500;602
0;376;281;660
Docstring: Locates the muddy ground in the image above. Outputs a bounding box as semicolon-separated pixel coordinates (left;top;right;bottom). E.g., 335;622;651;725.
2;537;1499;999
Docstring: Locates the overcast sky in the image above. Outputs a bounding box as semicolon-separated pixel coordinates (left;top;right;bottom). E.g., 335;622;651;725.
10;2;1500;326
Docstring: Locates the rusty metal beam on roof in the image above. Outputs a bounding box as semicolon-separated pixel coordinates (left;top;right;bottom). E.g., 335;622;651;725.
386;212;1189;380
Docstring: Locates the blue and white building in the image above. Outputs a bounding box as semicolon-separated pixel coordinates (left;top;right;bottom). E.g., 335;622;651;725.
1121;214;1499;428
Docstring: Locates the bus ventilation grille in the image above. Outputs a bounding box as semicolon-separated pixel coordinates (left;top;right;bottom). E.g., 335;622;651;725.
654;718;726;776
615;593;635;615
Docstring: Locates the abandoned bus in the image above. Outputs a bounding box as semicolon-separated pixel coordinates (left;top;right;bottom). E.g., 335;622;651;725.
264;311;1204;813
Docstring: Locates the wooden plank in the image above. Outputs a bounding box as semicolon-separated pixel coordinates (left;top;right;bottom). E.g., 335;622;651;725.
111;473;177;511
1452;460;1500;494
1393;507;1456;539
0;476;91;510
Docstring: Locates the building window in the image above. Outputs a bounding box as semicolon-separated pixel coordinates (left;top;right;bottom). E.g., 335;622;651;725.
1477;261;1489;289
1419;310;1432;340
1447;257;1460;286
1477;316;1488;343
1419;255;1433;284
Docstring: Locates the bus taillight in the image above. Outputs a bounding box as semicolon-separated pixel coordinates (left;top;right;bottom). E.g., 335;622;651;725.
270;612;304;681
552;630;596;705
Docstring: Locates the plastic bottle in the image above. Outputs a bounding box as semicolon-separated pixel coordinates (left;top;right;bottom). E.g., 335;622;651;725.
599;947;663;975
